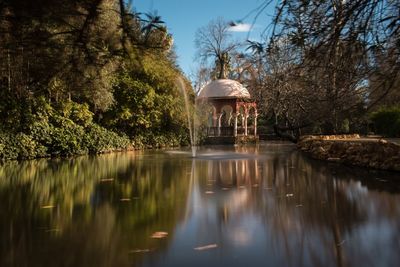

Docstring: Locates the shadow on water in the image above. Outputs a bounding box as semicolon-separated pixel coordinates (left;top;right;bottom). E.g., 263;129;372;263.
0;142;399;267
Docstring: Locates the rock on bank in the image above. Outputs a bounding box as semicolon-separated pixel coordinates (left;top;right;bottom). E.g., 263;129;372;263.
297;135;400;171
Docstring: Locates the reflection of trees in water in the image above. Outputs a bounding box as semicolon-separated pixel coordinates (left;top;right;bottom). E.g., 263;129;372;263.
0;152;191;267
193;145;400;267
1;145;399;266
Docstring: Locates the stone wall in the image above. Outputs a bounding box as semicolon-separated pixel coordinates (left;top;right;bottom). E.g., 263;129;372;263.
297;135;400;171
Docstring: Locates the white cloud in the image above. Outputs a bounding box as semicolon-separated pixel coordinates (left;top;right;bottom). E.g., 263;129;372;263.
228;23;252;32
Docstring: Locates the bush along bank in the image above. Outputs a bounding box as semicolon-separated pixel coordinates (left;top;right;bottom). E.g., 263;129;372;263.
298;135;400;171
0;102;131;160
0;99;189;161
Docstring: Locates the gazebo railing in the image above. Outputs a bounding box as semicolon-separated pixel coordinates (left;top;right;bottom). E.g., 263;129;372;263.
206;126;256;137
207;127;234;136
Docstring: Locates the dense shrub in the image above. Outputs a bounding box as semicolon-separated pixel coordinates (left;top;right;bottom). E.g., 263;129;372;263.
83;124;131;153
0;124;132;160
0;132;19;160
132;130;189;149
0;132;46;160
1;95;191;160
48;119;86;156
59;101;93;127
370;106;400;137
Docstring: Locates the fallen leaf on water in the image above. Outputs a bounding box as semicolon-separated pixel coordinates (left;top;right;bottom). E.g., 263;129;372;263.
100;178;114;182
120;198;131;202
129;249;152;253
45;228;60;232
41;205;55;209
151;232;168;239
205;191;214;194
336;240;346;246
194;244;218;251
286;193;294;197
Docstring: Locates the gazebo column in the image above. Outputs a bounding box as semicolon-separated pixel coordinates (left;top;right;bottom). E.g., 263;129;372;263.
254;112;258;136
212;114;218;136
241;115;245;134
244;114;249;136
217;113;223;136
233;113;238;137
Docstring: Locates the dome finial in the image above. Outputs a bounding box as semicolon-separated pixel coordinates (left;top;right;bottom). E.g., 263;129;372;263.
216;52;230;79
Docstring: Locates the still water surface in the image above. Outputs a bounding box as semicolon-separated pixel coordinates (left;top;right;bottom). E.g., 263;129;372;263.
1;142;400;267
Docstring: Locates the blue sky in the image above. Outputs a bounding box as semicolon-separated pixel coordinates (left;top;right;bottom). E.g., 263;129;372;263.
134;0;274;78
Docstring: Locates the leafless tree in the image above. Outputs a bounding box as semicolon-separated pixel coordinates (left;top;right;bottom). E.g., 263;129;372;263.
194;17;239;79
239;0;399;136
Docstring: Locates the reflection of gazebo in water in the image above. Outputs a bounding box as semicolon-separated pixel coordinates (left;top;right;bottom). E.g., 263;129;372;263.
196;79;258;144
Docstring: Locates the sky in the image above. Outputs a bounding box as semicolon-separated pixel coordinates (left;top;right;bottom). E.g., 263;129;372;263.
134;0;275;78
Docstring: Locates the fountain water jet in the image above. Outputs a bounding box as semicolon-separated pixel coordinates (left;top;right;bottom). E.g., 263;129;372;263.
177;77;197;157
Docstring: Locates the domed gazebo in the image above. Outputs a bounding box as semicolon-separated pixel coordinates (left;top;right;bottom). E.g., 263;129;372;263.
196;79;258;144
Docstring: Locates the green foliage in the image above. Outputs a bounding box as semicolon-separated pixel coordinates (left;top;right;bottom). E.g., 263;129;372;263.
0;133;19;160
48;117;86;156
83;124;131;153
110;76;160;131
0;97;133;160
59;101;93;127
0;2;192;161
341;119;350;134
370;106;400;137
131;130;189;149
103;54;191;145
0;132;46;160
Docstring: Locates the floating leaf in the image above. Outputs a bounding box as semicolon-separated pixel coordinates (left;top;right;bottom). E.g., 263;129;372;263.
41;205;55;209
129;249;152;253
286;193;294;197
336;240;346;246
151;232;168;239
194;244;218;251
205;191;214;194
45;228;60;232
120;198;131;202
100;178;114;182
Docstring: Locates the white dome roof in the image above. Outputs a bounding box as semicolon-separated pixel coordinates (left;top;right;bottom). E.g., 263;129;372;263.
197;79;251;99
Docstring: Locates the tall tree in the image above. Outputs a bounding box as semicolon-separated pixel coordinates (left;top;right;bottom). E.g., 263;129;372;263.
194;17;238;79
240;0;399;135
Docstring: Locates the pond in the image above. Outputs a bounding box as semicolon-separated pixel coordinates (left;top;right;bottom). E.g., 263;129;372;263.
1;142;400;267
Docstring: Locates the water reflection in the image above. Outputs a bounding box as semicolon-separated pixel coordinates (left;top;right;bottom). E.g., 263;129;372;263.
0;142;399;267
